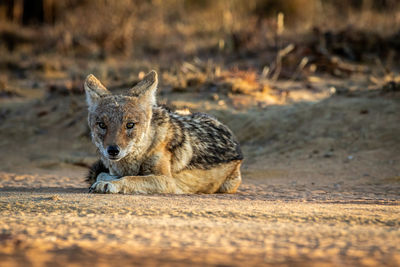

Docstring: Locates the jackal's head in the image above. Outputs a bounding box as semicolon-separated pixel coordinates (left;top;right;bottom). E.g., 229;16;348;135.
84;71;158;161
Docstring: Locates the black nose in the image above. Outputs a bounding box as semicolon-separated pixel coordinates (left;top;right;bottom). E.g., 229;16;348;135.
107;145;120;157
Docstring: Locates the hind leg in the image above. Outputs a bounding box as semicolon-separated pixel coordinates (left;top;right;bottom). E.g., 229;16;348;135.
217;162;242;193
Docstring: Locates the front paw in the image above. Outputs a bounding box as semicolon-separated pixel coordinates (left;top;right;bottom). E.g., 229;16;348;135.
89;181;119;194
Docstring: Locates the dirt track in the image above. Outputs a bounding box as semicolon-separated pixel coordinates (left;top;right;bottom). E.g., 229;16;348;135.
0;171;399;267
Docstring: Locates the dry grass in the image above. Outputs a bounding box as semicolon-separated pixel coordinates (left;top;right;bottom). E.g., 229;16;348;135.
1;0;400;59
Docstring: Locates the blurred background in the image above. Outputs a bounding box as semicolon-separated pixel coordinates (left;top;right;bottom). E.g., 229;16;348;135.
1;0;400;60
0;0;399;185
1;0;400;94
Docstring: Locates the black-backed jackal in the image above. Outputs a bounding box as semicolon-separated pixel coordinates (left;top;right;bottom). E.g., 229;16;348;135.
85;71;243;194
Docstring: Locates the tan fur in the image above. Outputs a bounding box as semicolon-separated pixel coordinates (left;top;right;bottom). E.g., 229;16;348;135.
85;71;243;194
175;160;242;193
217;162;242;193
93;160;241;194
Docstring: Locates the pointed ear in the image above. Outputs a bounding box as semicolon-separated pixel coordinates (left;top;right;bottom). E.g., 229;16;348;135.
84;74;110;107
128;70;158;106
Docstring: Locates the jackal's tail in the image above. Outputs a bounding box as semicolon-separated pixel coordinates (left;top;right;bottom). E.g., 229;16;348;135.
86;160;109;185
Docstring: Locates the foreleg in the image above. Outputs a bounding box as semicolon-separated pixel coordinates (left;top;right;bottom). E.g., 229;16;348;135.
89;175;180;194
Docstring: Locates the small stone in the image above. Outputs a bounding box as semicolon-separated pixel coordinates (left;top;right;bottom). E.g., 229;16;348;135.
50;195;60;201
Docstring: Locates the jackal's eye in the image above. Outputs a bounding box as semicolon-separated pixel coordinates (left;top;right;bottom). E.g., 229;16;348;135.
126;122;135;129
97;122;107;129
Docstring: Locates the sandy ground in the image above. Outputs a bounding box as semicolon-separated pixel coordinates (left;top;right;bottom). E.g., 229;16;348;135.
0;62;400;266
1;139;400;267
0;174;399;267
